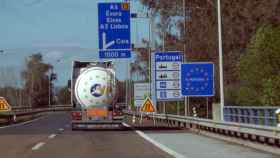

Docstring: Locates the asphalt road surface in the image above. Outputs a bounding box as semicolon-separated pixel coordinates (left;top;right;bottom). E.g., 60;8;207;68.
0;112;278;158
0;112;172;158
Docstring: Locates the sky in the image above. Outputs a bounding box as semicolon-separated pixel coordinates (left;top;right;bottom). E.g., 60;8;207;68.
0;0;150;86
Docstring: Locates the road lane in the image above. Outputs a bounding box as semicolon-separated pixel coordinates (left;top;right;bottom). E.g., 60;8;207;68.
0;112;278;158
28;128;172;158
0;112;172;158
0;112;70;158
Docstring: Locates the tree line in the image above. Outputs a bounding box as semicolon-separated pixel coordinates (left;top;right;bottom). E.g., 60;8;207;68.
132;0;280;106
0;53;70;107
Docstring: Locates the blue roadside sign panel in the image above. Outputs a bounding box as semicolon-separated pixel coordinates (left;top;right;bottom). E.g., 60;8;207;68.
98;3;131;58
181;63;214;96
155;52;183;101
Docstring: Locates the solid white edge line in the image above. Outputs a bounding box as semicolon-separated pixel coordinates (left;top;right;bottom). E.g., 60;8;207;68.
122;123;186;158
58;128;64;131
0;116;45;129
31;142;46;151
48;134;56;139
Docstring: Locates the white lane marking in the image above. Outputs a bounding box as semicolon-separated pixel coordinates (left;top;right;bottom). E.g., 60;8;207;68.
122;122;130;128
31;142;46;151
48;134;56;139
122;123;186;158
58;128;64;132
0;116;45;129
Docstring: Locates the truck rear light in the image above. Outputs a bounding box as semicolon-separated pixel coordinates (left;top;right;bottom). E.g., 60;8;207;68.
72;111;82;120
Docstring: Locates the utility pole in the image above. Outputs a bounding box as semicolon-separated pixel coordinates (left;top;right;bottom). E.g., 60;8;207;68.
30;73;34;108
217;0;225;121
162;21;166;114
148;11;152;101
183;0;188;116
48;68;54;107
150;11;157;113
49;68;57;107
49;72;51;107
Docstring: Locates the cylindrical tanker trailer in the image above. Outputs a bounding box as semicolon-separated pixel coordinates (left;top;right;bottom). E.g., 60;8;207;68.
71;61;121;130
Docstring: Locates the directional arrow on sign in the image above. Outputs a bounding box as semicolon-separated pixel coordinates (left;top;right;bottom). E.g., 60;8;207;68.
102;32;115;50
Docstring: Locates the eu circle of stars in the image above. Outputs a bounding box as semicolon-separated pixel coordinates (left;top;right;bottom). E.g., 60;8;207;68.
181;63;214;96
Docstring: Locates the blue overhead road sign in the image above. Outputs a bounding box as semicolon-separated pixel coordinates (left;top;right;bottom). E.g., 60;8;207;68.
181;63;214;96
98;3;131;58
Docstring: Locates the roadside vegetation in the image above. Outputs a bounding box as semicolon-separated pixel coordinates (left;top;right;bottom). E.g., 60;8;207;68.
131;0;280;107
0;53;69;107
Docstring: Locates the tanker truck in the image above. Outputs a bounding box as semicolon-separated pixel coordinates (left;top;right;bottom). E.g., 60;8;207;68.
70;61;122;130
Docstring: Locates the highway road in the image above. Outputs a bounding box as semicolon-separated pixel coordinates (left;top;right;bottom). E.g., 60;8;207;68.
0;112;172;158
0;112;278;158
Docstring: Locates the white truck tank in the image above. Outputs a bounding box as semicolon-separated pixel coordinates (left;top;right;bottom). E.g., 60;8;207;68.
74;67;116;108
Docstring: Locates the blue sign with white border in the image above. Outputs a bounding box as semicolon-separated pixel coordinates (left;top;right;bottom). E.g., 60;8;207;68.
98;3;131;58
181;63;214;96
155;52;183;101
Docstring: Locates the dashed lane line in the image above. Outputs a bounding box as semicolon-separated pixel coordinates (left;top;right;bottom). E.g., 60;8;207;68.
48;134;56;139
32;132;59;151
31;142;46;151
122;123;186;158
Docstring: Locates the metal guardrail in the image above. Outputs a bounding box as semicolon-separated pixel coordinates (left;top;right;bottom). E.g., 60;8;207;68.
124;110;280;147
11;105;72;110
224;106;280;126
